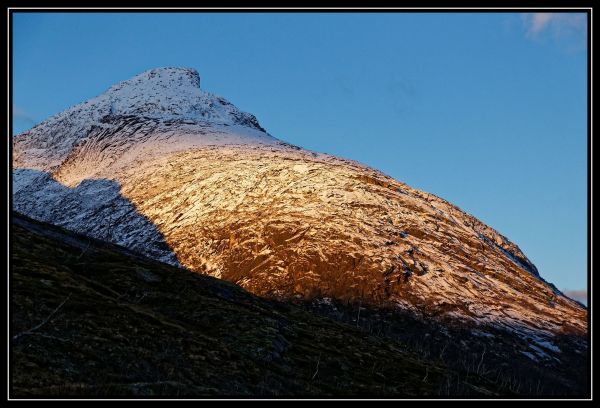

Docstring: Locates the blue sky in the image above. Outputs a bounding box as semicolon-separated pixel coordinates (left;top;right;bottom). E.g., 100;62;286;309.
12;12;588;297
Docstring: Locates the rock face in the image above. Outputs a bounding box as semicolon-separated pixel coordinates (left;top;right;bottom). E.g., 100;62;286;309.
13;67;586;351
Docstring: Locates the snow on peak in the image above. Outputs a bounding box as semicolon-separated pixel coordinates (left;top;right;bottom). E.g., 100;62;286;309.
18;67;265;139
96;66;262;127
109;67;202;92
13;67;270;171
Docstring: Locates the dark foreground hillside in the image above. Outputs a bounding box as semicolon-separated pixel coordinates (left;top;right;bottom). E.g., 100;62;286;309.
10;212;511;398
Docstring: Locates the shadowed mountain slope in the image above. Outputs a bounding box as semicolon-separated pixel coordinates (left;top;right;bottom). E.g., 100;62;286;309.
11;212;514;397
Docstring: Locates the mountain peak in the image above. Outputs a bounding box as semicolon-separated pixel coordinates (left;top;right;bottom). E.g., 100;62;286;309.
99;67;253;124
13;67;272;171
108;67;201;93
21;66;264;132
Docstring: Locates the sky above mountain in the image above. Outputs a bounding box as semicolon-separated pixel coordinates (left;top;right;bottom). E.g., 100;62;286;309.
11;11;588;295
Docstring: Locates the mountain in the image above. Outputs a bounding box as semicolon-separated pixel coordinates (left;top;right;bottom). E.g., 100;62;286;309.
12;67;588;395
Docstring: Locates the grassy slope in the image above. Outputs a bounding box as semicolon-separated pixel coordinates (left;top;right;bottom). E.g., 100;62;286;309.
10;213;505;398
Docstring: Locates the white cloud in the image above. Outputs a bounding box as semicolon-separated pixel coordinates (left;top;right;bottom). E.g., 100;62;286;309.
528;13;555;35
522;12;587;39
13;106;37;124
563;289;587;306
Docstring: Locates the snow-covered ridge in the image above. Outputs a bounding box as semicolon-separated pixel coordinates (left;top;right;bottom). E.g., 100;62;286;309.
101;67;263;126
13;67;269;171
36;67;263;127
